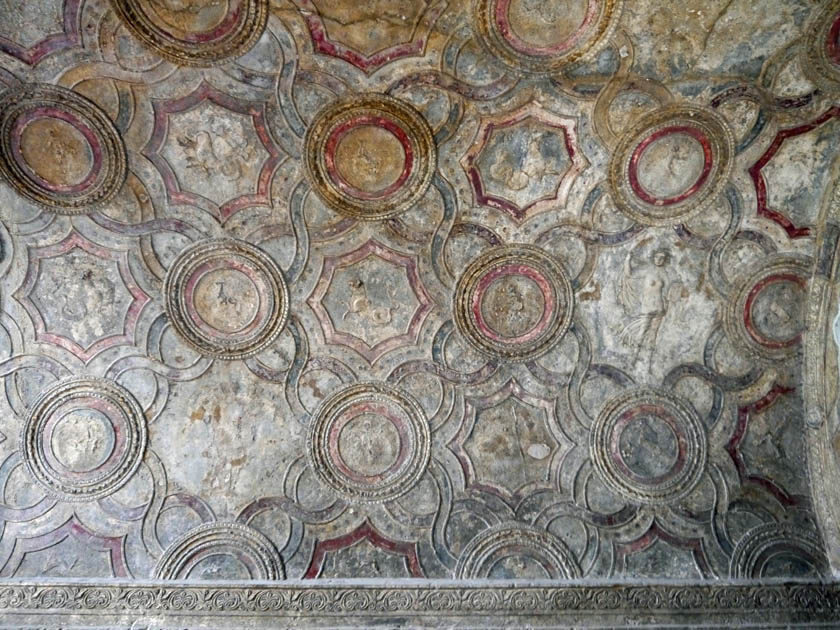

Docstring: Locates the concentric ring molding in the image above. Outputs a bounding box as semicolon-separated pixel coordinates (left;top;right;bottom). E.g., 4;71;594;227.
154;522;284;580
608;103;734;227
723;255;811;361
454;244;574;362
21;377;147;503
307;382;431;504
0;84;127;213
163;238;290;360
589;388;708;506
729;523;827;578
472;0;623;75
108;0;269;66
304;93;436;221
802;0;840;90
456;522;582;579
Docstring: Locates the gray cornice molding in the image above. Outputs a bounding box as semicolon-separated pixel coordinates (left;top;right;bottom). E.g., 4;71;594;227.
0;579;837;629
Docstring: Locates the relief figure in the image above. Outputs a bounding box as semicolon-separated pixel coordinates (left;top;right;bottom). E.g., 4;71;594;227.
618;248;683;372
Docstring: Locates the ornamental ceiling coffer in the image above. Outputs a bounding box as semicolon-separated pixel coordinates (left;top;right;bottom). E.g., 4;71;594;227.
0;0;839;628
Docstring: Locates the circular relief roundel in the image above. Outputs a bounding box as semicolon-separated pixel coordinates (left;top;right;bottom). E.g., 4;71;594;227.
304;93;436;221
589;388;707;506
154;522;284;580
454;244;574;362
164;238;289;360
108;0;269;66
608;104;733;227
456;522;582;579
21;377;147;503
723;255;810;361
307;382;431;504
802;0;840;90
0;84;127;213
472;0;623;74
729;523;827;579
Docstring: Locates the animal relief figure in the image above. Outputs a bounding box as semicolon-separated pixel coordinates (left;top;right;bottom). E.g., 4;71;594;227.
215;279;237;306
489;133;561;191
617;247;684;373
42;126;77;166
494;277;532;332
177;130;254;182
354;144;386;186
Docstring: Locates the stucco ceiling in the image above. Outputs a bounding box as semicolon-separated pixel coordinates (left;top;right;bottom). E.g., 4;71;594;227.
0;0;840;627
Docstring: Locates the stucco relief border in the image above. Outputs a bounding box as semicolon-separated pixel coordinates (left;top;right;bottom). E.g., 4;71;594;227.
805;165;840;577
0;580;837;628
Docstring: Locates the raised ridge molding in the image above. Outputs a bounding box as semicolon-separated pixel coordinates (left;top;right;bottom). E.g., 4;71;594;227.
0;579;837;628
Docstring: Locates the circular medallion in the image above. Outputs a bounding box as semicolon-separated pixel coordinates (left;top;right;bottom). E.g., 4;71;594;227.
454;245;573;361
455;523;581;579
472;0;622;74
304;94;436;221
108;0;268;66
307;383;431;504
724;256;810;361
164;238;289;360
608;104;733;226
0;84;127;212
803;0;840;90
154;522;284;580
21;377;147;502
590;388;707;506
730;523;827;579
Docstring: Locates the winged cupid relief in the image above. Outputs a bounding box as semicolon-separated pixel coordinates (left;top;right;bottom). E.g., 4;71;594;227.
617;247;684;374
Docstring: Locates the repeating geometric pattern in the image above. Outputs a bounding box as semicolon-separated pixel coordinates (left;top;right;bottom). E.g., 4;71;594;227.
0;0;836;586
